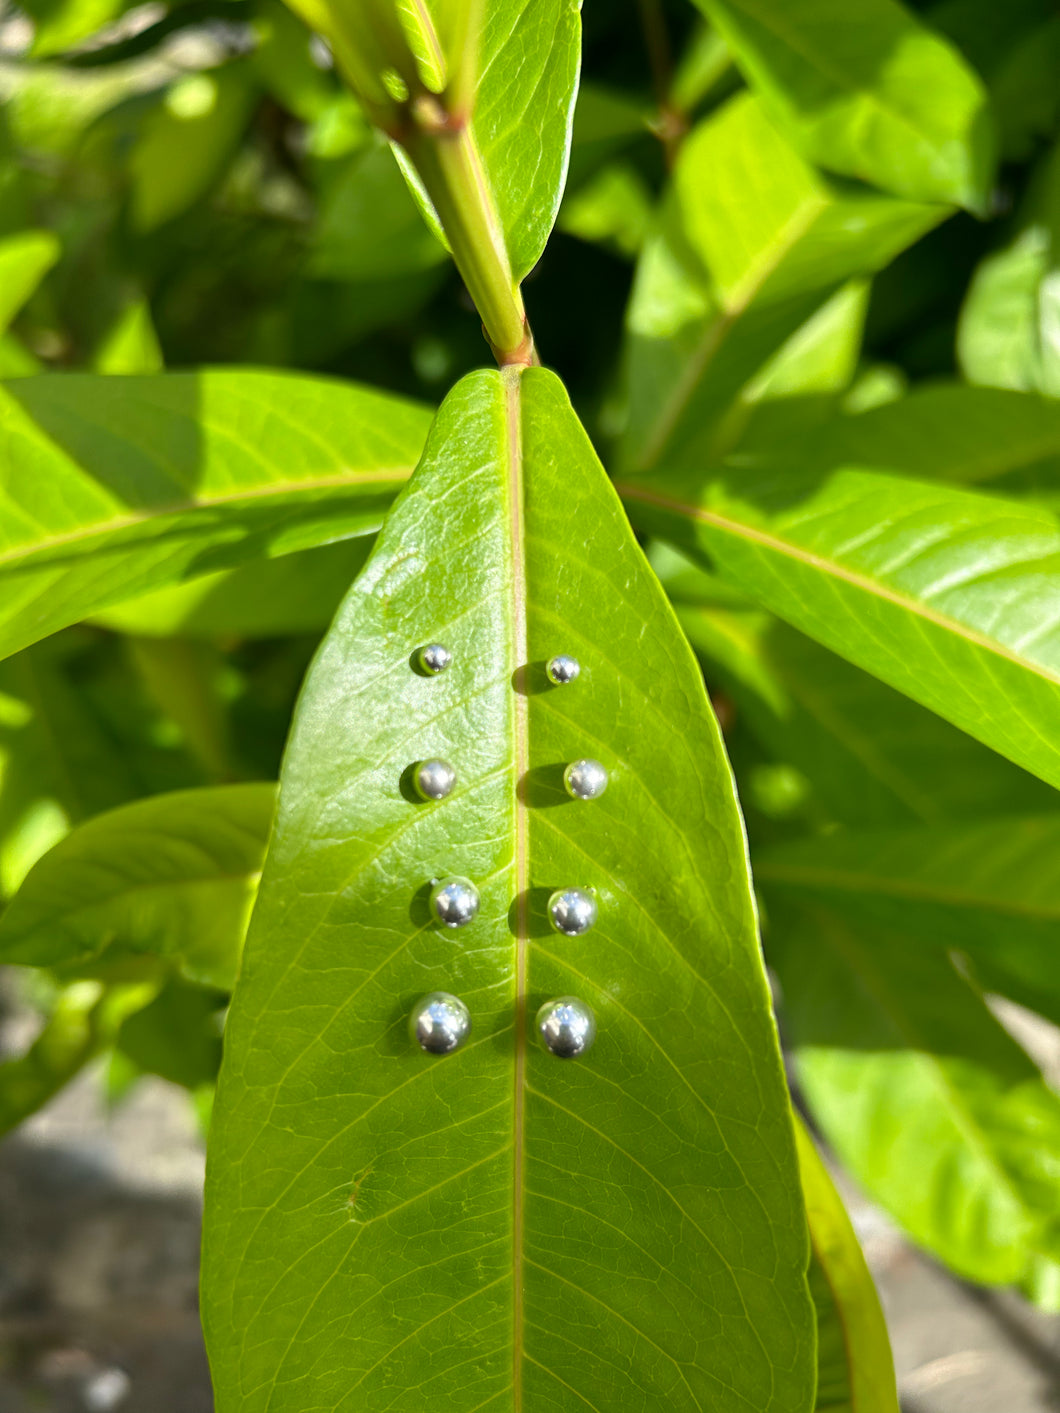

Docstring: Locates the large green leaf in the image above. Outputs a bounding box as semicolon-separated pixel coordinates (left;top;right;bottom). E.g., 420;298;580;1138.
619;466;1060;790
691;0;995;210
0;784;275;990
795;1117;898;1413
203;367;814;1411
621;94;944;473
756;816;1060;1020
671;596;1055;829
772;907;1060;1290
0;369;431;661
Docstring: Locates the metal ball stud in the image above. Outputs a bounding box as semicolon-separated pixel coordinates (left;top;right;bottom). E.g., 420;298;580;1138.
414;759;457;801
410;992;471;1055
429;876;480;927
548;888;598;936
536;997;596;1058
418;644;452;675
564;758;609;801
546;654;580;686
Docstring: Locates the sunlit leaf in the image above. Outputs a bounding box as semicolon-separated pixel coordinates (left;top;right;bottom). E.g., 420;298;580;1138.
0;784;275;990
0;230;60;339
692;0;995;209
795;1116;899;1413
203;366;814;1411
0;369;431;660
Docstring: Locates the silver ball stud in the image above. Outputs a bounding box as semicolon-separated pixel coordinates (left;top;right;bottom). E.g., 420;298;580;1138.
418;643;452;674
414;759;456;801
546;654;580;685
536;996;596;1058
548;888;598;936
564;758;609;801
429;876;480;927
410;992;471;1054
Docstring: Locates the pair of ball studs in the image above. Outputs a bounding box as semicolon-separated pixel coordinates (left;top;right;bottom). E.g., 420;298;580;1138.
411;992;596;1059
430;878;597;935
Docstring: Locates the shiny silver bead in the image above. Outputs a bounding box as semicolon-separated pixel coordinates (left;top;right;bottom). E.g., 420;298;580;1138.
546;654;580;685
418;643;452;674
536;997;596;1058
429;876;480;927
410;992;471;1054
548;888;598;936
564;758;609;801
414;759;456;801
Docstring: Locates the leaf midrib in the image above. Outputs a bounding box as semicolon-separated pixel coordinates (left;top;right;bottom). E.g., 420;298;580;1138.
616;481;1060;690
504;364;529;1412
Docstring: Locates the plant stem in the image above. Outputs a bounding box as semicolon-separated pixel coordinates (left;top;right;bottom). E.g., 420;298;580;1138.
404;100;533;366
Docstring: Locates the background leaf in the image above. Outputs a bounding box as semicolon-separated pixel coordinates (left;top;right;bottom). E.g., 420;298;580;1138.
620;465;1060;790
0;229;60;338
691;0;995;209
620;94;944;472
0;369;431;661
0;783;274;990
795;1117;899;1413
203;366;814;1411
772;908;1060;1294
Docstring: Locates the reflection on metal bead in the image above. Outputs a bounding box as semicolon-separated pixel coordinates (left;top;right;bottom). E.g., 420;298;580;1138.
429;876;480;927
548;888;598;936
564;758;609;801
418;643;452;674
410;992;471;1055
536;996;596;1058
546;654;580;685
414;759;456;801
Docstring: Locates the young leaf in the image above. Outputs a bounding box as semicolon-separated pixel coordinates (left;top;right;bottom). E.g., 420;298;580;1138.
0;784;275;991
620;467;1060;791
756;816;1060;1020
0;370;431;661
794;1117;899;1413
772;908;1060;1290
691;0;995;210
621;95;944;472
202;367;815;1411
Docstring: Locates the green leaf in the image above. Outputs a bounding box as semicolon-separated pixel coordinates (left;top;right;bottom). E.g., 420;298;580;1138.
958;142;1060;397
117;975;225;1090
619;464;1060;791
202;367;814;1411
673;602;1056;828
463;0;582;281
0;784;275;991
621;94;944;472
0;230;60;338
771;907;1060;1290
90;540;373;639
129;62;259;231
0;979;157;1138
756;816;1060;1021
794;1117;899;1413
0;369;431;661
691;0;995;210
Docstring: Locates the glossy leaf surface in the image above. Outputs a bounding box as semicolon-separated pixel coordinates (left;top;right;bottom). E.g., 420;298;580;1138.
795;1118;898;1413
0;370;430;660
691;0;995;209
0;784;275;991
621;95;943;472
620;467;1060;790
772;908;1060;1289
203;367;814;1411
757;816;1060;1018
